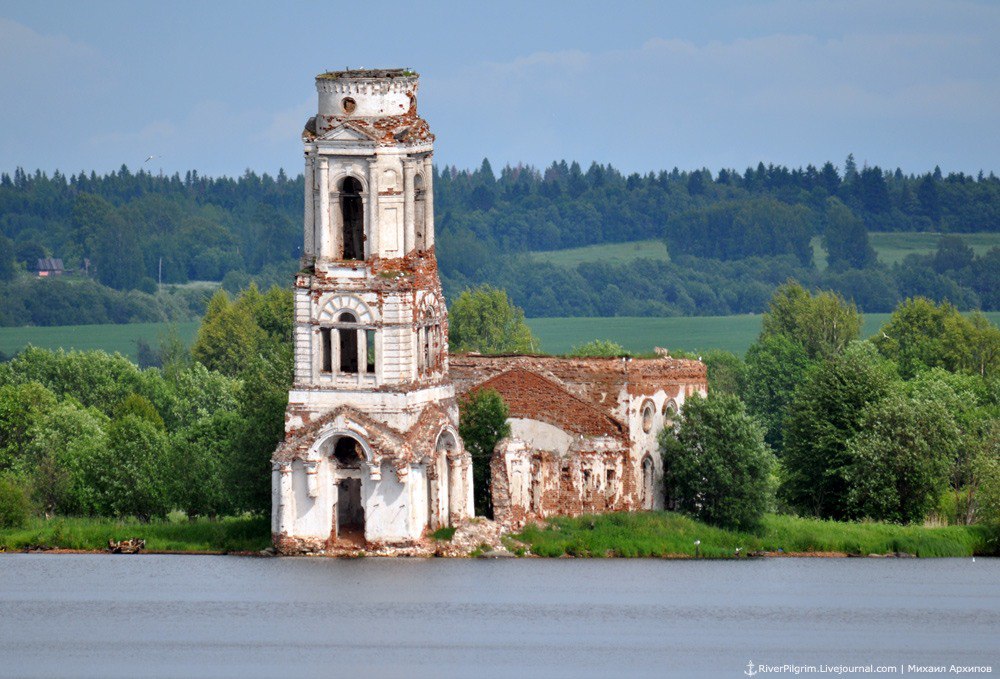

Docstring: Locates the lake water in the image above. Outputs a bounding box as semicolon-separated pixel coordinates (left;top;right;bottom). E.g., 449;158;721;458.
0;555;997;678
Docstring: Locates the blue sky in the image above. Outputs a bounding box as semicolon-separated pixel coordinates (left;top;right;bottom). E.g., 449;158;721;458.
2;0;998;178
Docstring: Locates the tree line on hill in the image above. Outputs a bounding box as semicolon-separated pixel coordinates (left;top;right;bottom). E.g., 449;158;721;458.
1;158;998;327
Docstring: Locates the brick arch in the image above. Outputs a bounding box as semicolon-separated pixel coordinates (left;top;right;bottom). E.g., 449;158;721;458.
318;294;376;323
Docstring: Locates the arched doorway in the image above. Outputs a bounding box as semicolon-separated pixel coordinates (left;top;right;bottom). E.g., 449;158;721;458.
330;435;366;541
641;455;654;510
340;177;364;260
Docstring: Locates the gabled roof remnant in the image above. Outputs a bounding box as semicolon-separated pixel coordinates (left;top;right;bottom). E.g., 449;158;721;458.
474;368;625;439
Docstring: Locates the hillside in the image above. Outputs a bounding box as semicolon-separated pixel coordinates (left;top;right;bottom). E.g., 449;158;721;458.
2;161;998;325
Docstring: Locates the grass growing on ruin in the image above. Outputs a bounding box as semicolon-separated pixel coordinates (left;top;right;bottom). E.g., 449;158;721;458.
513;512;997;558
0;515;271;553
431;526;456;541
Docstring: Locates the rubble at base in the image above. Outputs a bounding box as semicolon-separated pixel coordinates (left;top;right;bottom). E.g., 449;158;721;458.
272;517;510;558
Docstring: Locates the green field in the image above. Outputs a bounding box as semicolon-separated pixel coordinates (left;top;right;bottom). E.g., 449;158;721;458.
867;231;1000;266
1;313;997;360
531;233;1000;271
529;239;670;267
527;312;1000;355
0;321;201;361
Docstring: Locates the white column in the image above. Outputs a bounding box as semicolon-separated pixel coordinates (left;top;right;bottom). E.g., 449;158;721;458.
303;154;315;261
423;156;434;249
448;457;464;522
464;456;475;519
403;160;416;254
277;463;294;534
317;157;330;260
367;160;379;258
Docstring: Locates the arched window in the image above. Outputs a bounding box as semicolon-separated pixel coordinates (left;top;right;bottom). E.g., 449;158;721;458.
418;305;441;375
338;311;359;373
641;399;655;433
662;399;678;431
641;455;654;510
340;177;364;260
317;295;377;381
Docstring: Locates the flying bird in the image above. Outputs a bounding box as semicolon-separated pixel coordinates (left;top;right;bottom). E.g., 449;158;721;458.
144;155;155;163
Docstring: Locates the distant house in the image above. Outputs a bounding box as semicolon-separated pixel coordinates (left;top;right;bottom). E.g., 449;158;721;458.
37;258;64;277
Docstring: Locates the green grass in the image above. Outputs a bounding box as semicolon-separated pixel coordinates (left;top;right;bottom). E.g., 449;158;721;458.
528;315;763;355
431;526;457;541
0;321;201;362
530;233;1000;271
1;313;995;360
869;232;1000;267
528;239;669;267
528;313;1000;356
0;515;270;553
513;512;997;558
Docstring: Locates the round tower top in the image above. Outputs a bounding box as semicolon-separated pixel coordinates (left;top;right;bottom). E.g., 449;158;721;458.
316;69;419;119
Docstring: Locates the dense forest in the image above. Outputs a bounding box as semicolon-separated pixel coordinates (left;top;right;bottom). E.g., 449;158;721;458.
0;157;998;325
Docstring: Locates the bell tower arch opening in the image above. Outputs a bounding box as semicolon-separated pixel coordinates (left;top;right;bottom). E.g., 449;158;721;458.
340;176;365;260
329;434;366;542
338;311;359;373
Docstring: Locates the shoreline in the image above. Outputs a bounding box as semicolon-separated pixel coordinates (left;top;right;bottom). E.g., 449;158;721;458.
0;547;961;559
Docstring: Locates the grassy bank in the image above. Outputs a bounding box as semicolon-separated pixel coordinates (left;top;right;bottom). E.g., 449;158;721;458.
0;515;270;553
513;512;997;558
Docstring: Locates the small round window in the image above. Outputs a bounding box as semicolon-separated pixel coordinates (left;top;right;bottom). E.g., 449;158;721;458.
641;400;655;433
342;97;357;114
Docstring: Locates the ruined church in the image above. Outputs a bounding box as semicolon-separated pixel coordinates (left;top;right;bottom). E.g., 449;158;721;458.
271;69;706;552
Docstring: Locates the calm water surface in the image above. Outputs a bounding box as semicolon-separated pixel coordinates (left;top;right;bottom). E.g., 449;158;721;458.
0;555;997;678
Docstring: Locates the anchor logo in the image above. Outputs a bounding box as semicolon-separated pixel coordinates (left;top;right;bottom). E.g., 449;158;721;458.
745;660;758;676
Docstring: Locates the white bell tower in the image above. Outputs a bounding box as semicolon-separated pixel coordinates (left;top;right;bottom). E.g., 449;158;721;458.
271;69;472;552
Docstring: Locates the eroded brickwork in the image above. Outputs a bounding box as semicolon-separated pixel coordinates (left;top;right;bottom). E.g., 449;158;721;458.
452;354;707;529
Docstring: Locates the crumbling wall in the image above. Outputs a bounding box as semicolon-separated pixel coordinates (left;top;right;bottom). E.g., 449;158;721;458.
491;437;637;530
464;354;709;526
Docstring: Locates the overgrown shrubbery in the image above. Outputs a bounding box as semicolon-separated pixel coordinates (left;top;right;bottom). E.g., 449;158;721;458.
706;284;999;527
661;392;775;531
458;388;510;518
0;475;30;529
0;286;293;523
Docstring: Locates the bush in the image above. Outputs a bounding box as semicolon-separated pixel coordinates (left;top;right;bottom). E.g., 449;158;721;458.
660;392;775;531
568;339;626;357
0;476;31;528
458;388;510;518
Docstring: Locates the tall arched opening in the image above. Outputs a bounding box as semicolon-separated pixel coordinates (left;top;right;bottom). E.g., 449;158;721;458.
340;176;364;260
641;455;654;510
328;434;366;542
338;311;359;373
